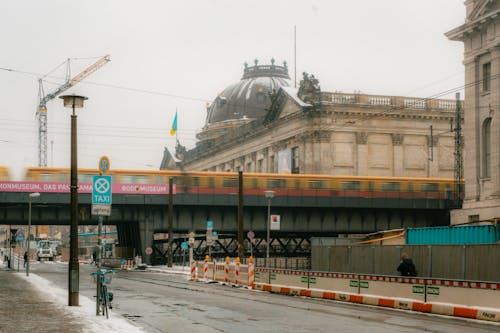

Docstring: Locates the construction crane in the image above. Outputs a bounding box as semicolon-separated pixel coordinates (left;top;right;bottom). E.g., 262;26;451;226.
37;55;110;167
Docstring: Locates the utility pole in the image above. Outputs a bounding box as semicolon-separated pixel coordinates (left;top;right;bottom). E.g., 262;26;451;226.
237;171;244;258
454;92;463;208
168;177;173;267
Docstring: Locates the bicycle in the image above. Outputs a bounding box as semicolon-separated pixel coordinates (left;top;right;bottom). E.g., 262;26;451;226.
90;269;116;318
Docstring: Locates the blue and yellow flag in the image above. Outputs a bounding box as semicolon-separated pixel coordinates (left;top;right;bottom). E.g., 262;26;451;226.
170;111;178;136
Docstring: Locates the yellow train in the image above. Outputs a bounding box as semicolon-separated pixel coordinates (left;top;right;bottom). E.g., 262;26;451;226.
0;166;10;181
21;167;458;199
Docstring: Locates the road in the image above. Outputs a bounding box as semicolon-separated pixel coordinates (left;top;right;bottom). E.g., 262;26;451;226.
30;262;500;333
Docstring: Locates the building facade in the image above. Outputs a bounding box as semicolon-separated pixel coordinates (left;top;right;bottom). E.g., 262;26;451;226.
164;63;459;181
446;0;500;224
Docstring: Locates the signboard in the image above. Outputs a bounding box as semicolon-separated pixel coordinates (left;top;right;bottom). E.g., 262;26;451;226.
16;230;24;241
0;181;176;195
181;242;188;251
99;156;110;175
92;175;112;205
153;233;169;241
247;230;255;239
271;214;281;230
91;205;111;216
145;247;153;255
206;220;213;230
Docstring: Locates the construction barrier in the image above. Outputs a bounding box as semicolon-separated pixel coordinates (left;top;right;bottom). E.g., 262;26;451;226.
120;259;134;270
188;260;500;323
253;270;500;323
248;257;255;289
424;279;500;309
308;272;358;294
190;260;197;280
358;275;426;303
269;269;309;290
234;258;240;286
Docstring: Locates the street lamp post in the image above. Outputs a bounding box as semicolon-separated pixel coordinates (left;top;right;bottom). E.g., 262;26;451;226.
264;190;275;268
26;192;40;276
60;94;87;306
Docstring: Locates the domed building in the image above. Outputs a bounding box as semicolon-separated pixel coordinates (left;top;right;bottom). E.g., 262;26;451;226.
197;59;291;144
161;60;459;182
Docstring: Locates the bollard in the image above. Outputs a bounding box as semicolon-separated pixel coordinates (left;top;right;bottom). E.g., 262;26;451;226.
235;257;240;286
225;256;230;283
248;256;255;289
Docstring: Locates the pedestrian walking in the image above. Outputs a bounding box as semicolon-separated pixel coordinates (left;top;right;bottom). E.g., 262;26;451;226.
23;251;28;268
397;252;417;276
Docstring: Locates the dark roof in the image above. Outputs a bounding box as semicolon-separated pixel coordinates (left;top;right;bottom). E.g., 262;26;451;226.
205;61;291;125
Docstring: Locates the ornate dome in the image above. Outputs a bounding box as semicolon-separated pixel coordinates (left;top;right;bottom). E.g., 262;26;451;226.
197;59;291;143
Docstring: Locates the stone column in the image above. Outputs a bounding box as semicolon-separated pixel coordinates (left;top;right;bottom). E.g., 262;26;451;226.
356;132;368;175
490;47;500;197
392;134;404;177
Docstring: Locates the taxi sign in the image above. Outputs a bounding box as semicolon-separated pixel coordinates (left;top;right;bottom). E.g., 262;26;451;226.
99;156;110;175
92;175;112;205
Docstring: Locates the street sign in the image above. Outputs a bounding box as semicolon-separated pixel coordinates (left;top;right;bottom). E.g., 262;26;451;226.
206;220;213;230
271;214;281;230
91;205;111;216
145;246;153;255
99;156;110;175
16;230;24;241
247;230;255;239
181;242;188;251
92;175;112;205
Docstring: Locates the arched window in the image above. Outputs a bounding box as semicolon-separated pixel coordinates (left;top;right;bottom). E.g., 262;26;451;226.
482;118;492;178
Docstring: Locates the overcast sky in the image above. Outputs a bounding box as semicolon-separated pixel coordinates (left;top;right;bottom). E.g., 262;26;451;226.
0;1;465;179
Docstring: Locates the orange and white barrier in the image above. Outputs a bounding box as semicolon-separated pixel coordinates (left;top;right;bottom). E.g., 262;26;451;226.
234;258;240;286
190;260;197;280
224;257;230;283
248;257;255;289
203;255;209;280
254;271;500;323
120;259;134;270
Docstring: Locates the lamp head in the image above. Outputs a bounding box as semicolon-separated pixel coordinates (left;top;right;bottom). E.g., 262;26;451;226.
59;95;88;108
264;190;275;199
29;192;40;198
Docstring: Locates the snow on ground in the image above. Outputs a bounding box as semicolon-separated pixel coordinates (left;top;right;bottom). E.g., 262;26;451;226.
17;272;146;333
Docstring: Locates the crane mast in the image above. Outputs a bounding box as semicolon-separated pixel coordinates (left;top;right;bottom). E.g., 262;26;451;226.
37;55;110;167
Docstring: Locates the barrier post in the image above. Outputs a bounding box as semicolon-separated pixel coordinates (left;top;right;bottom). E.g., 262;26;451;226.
235;257;240;286
248;256;255;289
204;255;209;280
225;256;230;283
190;260;197;280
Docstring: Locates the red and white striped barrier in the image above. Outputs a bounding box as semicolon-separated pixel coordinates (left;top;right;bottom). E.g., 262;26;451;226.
120;259;134;270
224;257;230;283
203;255;209;280
235;258;240;286
248;257;255;289
190;260;197;280
256;282;500;322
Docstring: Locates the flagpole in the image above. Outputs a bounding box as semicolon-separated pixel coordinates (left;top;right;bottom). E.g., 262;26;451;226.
175;108;178;145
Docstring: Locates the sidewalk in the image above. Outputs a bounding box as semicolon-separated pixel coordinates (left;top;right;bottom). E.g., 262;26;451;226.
0;260;145;333
0;262;86;333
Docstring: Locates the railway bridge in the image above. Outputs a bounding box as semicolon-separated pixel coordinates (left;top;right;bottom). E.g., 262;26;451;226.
0;185;456;264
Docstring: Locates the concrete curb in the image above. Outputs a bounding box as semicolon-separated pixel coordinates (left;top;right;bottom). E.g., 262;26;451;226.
255;283;500;323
